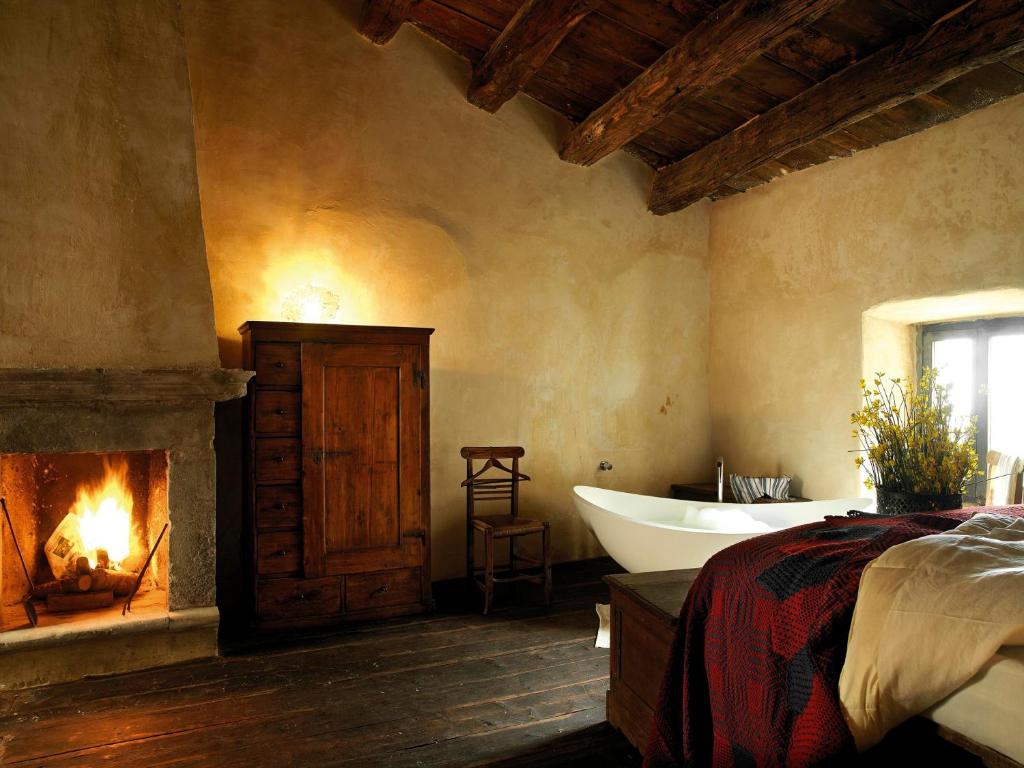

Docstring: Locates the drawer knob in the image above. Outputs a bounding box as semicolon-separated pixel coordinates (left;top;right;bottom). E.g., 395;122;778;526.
274;456;285;463
276;549;289;557
274;361;285;368
275;408;287;415
274;503;289;510
370;584;391;597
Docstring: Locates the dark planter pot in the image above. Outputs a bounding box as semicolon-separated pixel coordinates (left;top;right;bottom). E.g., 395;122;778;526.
875;488;963;516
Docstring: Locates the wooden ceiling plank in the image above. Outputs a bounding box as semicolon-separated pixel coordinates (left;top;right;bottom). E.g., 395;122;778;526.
1004;53;1024;75
571;11;668;70
764;25;859;82
598;0;704;44
558;0;845;166
360;0;416;44
649;0;1024;214
525;75;598;122
408;1;495;62
435;0;518;30
809;0;923;49
730;55;816;100
467;0;605;112
885;0;966;25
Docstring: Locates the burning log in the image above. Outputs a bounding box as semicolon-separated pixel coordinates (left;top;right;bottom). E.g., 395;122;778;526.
32;576;93;597
47;590;114;613
90;567;136;596
33;565;138;600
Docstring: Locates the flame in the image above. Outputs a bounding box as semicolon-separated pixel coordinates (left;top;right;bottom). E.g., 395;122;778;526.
71;460;133;567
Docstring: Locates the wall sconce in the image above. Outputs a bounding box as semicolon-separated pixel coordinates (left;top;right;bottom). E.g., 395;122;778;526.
281;285;342;324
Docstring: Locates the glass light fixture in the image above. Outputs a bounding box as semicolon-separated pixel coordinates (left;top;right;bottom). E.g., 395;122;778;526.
280;285;341;324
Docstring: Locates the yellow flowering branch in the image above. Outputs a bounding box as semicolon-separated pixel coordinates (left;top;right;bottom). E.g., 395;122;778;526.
850;369;979;495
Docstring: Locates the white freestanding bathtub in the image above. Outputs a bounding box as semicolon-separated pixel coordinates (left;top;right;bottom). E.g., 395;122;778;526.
573;486;874;572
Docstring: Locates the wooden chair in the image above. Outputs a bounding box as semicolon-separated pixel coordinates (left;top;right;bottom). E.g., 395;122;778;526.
462;446;552;614
986;450;1024;505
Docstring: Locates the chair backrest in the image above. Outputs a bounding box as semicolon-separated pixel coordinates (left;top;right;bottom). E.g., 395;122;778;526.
461;446;530;521
986;450;1024;505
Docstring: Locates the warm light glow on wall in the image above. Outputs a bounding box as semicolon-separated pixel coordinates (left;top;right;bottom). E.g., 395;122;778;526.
257;241;377;326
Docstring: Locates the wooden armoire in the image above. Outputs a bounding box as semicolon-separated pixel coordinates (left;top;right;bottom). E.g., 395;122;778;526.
240;322;433;630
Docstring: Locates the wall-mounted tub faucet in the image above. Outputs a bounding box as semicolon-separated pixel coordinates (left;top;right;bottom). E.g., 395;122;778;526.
598;460;613;471
716;457;725;503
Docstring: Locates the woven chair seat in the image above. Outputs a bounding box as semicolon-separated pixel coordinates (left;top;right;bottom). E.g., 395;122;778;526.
472;515;547;536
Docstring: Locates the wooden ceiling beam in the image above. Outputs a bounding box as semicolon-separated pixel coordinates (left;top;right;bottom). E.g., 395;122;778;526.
359;0;415;45
467;0;603;113
558;0;845;166
649;0;1024;214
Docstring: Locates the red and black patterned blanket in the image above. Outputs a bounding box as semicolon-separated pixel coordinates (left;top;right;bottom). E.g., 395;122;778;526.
644;506;1024;768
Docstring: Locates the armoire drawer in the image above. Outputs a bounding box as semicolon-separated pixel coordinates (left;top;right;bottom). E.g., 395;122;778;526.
254;390;301;434
258;577;341;620
254;438;301;483
345;568;422;612
254;342;301;387
257;531;302;576
255;485;302;529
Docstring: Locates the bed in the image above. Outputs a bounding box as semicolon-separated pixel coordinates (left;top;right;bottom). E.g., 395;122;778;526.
607;572;1024;767
925;645;1024;766
607;506;1024;767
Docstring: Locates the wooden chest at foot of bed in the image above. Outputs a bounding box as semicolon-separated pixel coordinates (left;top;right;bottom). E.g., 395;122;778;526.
604;569;701;754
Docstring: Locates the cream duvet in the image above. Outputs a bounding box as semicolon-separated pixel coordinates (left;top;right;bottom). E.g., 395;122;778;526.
840;513;1024;750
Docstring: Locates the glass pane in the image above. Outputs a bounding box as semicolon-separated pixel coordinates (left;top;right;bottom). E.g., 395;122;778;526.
931;336;975;426
989;334;1024;458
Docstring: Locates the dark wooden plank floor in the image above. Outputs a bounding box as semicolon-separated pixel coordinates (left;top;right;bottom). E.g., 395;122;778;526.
0;559;641;768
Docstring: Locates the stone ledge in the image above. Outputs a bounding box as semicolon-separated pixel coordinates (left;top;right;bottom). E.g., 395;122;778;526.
0;367;253;407
0;606;219;653
0;607;220;690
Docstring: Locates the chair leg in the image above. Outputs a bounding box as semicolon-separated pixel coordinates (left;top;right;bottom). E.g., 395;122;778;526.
542;524;553;605
483;529;495;615
466;523;475;605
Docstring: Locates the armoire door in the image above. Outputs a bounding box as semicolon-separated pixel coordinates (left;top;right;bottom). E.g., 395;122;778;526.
301;342;426;578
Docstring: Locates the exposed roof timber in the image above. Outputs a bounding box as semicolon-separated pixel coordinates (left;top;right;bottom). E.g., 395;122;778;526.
468;0;605;113
558;0;847;166
359;0;415;45
648;0;1024;214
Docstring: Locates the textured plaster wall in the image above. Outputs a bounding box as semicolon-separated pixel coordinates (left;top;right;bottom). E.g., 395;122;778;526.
181;0;712;579
0;0;218;368
708;94;1024;500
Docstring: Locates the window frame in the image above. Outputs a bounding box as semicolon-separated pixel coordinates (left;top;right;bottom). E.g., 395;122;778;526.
919;316;1024;503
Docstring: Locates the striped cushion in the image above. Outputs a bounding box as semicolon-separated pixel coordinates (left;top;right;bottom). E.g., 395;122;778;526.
730;474;792;504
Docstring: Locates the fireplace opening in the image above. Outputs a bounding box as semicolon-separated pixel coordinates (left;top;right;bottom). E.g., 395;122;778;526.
0;450;169;632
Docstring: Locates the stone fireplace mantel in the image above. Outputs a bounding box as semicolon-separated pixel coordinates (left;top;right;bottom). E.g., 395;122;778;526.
0;367;252;408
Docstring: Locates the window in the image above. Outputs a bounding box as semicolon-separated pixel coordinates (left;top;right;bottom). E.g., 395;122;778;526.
921;317;1024;502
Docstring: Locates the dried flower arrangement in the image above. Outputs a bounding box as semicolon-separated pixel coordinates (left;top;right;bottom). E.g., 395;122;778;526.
851;369;979;512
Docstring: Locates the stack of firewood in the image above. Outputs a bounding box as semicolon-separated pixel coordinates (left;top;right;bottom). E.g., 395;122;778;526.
32;550;140;612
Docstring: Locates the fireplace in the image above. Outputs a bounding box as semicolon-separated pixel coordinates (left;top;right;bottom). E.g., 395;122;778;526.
1;451;170;630
0;367;250;689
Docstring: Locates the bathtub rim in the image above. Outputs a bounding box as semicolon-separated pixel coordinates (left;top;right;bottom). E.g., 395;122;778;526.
572;484;874;534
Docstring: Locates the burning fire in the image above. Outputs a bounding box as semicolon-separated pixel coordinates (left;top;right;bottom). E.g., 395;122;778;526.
71;460;133;567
